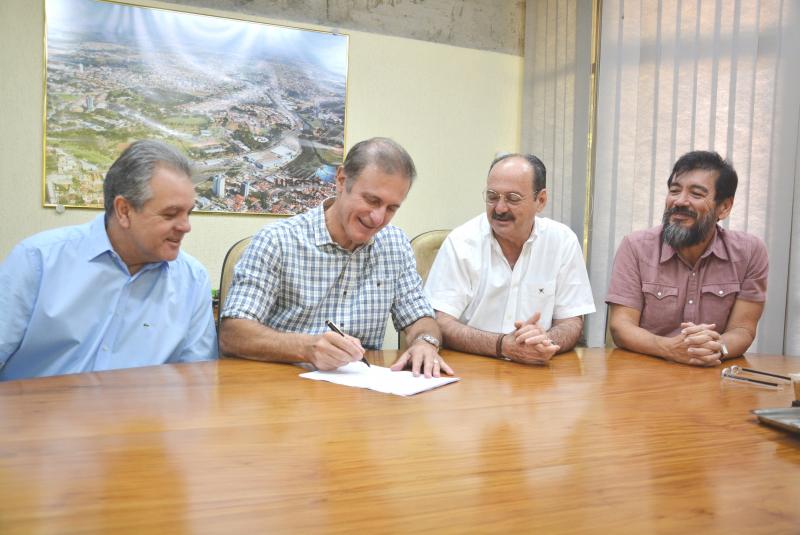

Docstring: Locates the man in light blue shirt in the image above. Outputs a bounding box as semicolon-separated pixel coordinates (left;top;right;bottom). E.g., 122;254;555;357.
0;140;217;381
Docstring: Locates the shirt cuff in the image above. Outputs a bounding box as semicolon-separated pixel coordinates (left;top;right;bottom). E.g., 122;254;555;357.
553;303;597;320
219;310;261;322
428;299;464;320
605;294;642;311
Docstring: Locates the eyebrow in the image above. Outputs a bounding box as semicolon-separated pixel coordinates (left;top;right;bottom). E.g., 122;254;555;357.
363;192;401;210
159;205;192;213
670;182;709;194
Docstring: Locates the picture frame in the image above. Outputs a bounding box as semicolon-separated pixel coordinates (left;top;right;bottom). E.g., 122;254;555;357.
44;0;349;215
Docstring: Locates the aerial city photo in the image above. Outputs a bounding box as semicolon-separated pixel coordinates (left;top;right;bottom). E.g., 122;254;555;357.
45;0;347;215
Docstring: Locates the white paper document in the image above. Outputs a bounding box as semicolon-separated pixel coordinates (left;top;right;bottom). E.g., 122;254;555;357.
300;362;460;396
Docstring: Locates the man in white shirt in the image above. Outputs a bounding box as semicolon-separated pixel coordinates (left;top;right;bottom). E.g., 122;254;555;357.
424;154;595;364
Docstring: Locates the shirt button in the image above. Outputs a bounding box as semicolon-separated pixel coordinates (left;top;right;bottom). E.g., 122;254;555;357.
718;290;724;295
691;272;696;276
688;299;694;305
657;291;662;297
102;345;109;351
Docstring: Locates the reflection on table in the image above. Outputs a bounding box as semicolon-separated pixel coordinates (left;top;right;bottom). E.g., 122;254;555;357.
0;348;798;533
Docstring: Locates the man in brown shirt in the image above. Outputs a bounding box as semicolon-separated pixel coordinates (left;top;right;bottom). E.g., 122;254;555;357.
606;150;768;366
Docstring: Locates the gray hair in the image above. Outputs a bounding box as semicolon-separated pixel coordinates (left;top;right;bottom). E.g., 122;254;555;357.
341;137;416;190
103;140;192;217
489;153;547;193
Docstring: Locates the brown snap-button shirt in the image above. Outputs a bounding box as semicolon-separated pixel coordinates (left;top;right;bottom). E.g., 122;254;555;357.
606;225;768;337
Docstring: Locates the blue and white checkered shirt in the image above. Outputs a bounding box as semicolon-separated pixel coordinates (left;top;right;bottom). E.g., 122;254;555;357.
221;201;434;349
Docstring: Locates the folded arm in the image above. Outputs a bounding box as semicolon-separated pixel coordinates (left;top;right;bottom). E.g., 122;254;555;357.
545;316;584;353
680;299;764;362
436;310;582;365
436;310;498;357
608;304;696;362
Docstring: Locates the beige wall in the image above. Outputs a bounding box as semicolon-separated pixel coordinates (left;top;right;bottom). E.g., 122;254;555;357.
0;0;522;346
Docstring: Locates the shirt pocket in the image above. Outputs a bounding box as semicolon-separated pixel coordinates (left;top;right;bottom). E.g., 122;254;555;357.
640;282;680;335
516;279;557;329
701;282;741;299
535;280;557;297
699;282;740;331
642;282;678;301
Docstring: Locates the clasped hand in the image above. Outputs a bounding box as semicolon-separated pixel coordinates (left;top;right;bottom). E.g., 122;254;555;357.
670;322;724;367
503;312;560;365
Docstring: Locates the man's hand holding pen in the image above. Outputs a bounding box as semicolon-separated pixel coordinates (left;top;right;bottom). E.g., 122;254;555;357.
305;324;366;371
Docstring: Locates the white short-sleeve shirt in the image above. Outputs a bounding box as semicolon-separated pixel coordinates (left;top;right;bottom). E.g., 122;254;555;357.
424;214;595;333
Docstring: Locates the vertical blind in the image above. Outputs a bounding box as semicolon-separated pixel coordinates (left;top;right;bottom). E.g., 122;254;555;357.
522;0;593;239
524;0;800;353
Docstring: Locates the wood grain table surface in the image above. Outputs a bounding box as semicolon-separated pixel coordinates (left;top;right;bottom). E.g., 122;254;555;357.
0;348;798;534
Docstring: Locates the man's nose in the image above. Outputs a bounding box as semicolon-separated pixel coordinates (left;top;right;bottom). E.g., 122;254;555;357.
674;190;691;206
494;197;511;211
176;214;191;233
369;207;386;225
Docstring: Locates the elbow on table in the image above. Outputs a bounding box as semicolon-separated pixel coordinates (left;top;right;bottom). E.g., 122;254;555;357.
607;317;634;350
218;318;242;357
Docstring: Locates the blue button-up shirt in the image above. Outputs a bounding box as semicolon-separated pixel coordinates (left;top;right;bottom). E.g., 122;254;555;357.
0;214;218;380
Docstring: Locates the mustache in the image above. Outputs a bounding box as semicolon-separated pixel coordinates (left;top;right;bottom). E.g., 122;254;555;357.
666;206;698;218
491;211;514;222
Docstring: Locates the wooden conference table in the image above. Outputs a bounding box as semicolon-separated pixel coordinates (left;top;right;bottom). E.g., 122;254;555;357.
0;348;798;534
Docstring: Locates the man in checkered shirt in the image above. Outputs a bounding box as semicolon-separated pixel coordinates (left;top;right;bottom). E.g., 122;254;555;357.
220;138;454;378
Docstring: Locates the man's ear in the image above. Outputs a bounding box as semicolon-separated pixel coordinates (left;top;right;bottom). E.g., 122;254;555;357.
715;197;734;221
114;196;133;228
536;188;548;211
334;166;347;194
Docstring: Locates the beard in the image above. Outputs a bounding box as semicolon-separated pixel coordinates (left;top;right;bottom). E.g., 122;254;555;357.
661;206;717;248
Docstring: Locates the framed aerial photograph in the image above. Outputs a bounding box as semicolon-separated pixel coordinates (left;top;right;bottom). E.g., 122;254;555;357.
44;0;348;215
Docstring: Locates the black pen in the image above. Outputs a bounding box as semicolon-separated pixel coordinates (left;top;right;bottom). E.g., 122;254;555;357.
325;320;369;367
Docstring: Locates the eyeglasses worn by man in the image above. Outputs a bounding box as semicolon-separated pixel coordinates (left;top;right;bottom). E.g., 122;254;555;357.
424;153;596;365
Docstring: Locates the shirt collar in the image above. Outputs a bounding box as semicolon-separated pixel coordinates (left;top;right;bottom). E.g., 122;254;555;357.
80;214;116;262
80;213;169;273
482;214;539;246
313;198;338;247
658;224;728;263
525;216;540;244
707;225;729;260
313;197;376;251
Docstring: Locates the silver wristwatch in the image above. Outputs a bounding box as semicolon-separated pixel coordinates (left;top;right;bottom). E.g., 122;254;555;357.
720;342;729;359
414;334;441;349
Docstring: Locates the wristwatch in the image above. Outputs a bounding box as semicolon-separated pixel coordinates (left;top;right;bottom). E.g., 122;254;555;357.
720;342;729;360
414;334;441;349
